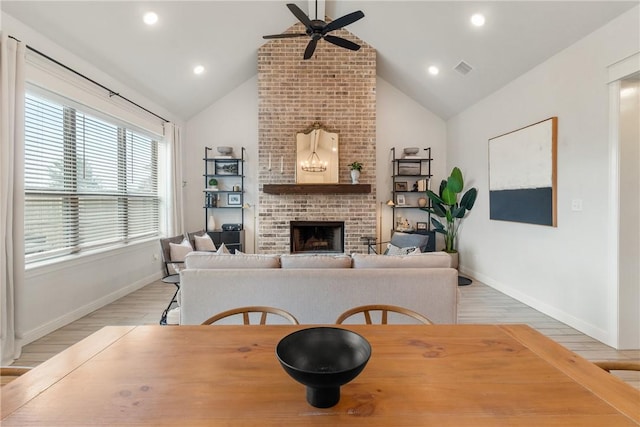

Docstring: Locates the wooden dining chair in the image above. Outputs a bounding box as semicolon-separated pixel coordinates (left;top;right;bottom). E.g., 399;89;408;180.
336;304;433;325
593;360;640;372
201;306;299;325
1;366;31;386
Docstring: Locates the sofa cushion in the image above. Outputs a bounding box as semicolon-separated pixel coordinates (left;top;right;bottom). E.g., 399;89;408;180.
185;252;280;269
280;254;352;268
352;252;452;268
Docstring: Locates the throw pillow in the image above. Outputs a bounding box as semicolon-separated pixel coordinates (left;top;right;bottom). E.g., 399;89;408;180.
389;232;430;252
169;238;193;262
216;243;231;254
385;243;417;256
194;234;216;251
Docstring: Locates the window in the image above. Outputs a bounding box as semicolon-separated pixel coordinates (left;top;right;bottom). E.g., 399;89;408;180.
24;92;159;262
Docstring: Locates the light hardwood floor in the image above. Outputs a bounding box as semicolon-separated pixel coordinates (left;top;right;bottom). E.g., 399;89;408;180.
11;278;640;389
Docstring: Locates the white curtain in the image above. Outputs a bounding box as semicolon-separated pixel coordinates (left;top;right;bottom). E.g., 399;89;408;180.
0;35;26;365
164;122;184;236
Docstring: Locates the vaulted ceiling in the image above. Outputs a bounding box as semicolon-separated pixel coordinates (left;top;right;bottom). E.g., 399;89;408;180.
2;1;637;121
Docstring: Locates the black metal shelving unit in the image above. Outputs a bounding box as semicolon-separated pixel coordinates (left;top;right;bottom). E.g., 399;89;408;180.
203;146;245;252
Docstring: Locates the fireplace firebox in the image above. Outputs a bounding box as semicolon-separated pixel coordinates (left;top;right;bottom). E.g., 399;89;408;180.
290;221;345;254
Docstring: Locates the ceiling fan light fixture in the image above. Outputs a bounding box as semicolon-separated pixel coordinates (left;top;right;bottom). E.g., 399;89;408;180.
263;1;364;60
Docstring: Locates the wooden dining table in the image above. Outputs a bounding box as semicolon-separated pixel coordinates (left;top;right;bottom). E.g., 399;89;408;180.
2;324;638;426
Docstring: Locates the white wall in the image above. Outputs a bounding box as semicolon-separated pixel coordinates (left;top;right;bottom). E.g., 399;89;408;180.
376;78;447;247
4;13;181;347
447;6;640;347
184;76;259;252
184;76;447;253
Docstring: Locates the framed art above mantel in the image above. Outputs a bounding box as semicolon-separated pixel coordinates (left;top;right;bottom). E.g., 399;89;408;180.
489;117;558;227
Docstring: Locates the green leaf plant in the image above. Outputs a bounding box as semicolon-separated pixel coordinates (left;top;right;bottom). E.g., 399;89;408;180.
420;167;477;253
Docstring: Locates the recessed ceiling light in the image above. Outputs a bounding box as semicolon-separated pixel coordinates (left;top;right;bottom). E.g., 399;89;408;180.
143;12;158;26
428;66;439;76
471;13;485;27
193;65;205;75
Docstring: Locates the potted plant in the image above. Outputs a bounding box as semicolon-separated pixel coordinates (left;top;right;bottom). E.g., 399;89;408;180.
348;162;362;184
208;178;218;191
421;167;477;265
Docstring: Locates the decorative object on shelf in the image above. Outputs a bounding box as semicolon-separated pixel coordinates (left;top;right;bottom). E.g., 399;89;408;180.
215;160;239;175
423;167;478;254
418;197;427;207
232;185;240;192
206;193;218;207
348;161;362;184
394;181;408;191
207;215;216;232
488;117;557;226
416;222;428;230
403;147;420;158
208;178;218;190
396;194;406;206
216;146;234;158
397;161;422;176
395;216;413;232
228;194;241;205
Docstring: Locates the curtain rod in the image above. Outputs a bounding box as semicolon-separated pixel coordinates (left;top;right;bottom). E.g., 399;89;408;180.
9;35;170;123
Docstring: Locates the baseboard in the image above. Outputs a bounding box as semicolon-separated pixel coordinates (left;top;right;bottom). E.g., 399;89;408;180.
17;272;162;347
459;266;614;347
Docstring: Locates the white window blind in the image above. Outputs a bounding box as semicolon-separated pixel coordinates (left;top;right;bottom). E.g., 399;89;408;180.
25;92;159;262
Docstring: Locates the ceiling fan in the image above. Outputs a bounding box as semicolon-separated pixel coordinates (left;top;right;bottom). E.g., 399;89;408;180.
263;2;365;60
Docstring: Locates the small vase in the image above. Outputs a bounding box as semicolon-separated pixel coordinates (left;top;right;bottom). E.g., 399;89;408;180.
350;170;360;184
207;215;216;232
418;197;427;207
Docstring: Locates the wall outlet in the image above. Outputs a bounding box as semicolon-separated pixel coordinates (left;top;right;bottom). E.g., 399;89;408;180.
571;199;583;211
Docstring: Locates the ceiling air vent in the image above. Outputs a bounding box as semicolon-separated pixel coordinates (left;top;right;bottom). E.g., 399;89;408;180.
454;61;473;75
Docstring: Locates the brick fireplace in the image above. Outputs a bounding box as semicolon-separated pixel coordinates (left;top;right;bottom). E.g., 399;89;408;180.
257;21;376;254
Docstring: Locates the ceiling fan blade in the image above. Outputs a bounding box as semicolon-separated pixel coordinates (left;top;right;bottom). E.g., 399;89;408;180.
263;33;307;39
323;35;361;51
287;3;313;29
323;10;364;33
303;38;318;60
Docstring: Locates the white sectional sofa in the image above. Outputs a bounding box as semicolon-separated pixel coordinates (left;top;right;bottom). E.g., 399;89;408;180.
179;252;458;325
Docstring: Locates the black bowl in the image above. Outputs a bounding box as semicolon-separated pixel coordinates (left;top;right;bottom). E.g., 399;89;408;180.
276;327;371;408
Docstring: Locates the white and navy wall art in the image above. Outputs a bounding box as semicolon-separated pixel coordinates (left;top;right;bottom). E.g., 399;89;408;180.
488;117;557;226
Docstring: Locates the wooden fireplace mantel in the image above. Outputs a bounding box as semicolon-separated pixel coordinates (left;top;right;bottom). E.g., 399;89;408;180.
262;184;371;194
